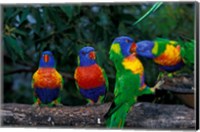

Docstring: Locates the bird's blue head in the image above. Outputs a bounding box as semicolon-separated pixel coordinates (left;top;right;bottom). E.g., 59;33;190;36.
136;40;155;58
39;51;55;68
112;36;136;57
78;46;96;66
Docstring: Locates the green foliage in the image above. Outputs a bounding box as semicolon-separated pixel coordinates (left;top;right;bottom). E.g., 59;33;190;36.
3;3;194;105
4;35;24;62
135;3;194;40
133;2;163;25
60;5;76;19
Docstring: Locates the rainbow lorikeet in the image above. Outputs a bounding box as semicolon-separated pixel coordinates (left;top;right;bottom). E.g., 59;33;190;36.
134;38;194;72
32;51;63;106
105;36;163;128
74;46;108;105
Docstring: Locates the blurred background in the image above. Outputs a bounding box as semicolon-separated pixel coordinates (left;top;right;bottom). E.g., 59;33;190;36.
3;2;195;106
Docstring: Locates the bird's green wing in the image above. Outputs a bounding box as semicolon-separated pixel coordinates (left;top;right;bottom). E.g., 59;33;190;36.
102;68;109;90
31;79;34;89
180;40;195;67
106;72;140;128
61;78;64;90
31;73;39;105
77;56;80;66
75;80;80;91
58;72;64;90
31;71;37;89
152;38;174;57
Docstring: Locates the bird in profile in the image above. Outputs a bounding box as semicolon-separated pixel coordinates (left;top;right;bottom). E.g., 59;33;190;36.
133;38;194;80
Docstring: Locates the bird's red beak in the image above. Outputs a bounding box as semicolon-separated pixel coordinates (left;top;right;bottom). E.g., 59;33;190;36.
44;54;49;63
89;51;96;60
130;42;137;54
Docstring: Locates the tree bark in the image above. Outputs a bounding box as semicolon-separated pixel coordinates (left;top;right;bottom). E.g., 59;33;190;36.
1;102;195;129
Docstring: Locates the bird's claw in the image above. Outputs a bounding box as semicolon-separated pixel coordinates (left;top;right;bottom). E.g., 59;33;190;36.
32;103;40;108
86;99;95;106
55;103;63;107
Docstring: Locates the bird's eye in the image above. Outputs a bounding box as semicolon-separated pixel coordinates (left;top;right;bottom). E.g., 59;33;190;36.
125;39;130;43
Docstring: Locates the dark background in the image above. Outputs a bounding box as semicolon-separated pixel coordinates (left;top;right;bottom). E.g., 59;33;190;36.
3;2;195;106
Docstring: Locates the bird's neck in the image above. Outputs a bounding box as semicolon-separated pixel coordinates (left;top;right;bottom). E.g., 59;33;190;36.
80;60;96;66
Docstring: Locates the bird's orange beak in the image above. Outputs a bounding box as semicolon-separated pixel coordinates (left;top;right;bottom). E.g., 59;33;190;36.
130;42;137;54
44;54;49;63
89;51;96;60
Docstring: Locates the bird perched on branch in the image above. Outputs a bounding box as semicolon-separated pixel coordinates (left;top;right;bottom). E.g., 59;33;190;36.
74;46;108;105
105;36;163;128
32;51;63;106
133;38;194;73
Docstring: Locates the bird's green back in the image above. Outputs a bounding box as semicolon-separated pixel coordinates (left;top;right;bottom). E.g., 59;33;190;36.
152;38;172;56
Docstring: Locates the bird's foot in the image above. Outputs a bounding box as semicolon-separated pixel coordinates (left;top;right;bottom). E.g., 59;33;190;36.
96;96;104;105
86;99;95;106
167;73;174;78
54;103;63;107
32;103;40;108
32;98;41;108
49;100;63;107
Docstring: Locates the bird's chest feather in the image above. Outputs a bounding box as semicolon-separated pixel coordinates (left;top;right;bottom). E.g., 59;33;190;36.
153;45;182;66
33;68;62;89
75;64;105;89
122;54;144;76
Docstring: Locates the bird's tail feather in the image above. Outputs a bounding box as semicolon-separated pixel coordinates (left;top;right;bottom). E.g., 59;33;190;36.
105;102;131;128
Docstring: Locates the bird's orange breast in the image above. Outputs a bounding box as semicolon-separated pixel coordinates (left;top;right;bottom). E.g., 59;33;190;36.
122;53;144;76
153;45;182;66
33;68;62;89
74;64;105;89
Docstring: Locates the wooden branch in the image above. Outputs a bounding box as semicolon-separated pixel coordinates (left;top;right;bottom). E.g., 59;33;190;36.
1;102;195;128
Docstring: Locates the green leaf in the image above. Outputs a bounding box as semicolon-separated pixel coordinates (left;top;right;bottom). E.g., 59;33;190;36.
19;8;30;25
46;8;66;32
12;29;27;36
4;35;24;61
97;12;110;26
133;2;163;26
4;7;15;21
32;8;43;34
60;5;74;19
118;22;126;35
42;7;49;25
4;8;21;24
